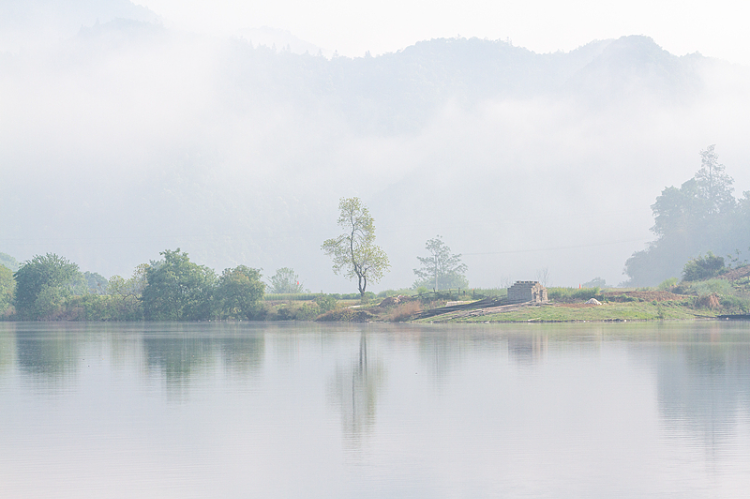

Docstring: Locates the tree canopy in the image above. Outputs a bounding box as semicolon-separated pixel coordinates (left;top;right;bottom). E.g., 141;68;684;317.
13;253;84;319
413;235;468;291
216;265;265;319
322;197;390;299
141;249;217;321
269;267;303;294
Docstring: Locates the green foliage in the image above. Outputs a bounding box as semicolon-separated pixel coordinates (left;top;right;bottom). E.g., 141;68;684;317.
314;294;338;313
322;197;390;299
690;278;732;296
547;287;603;302
582;277;607;288
0;253;20;272
13;253;83;319
719;295;750;313
658;277;678;290
84;271;109;295
413;235;468;291
269;267;303;294
0;264;15;316
273;301;321;321
216;265;265;319
682;252;726;281
624;145;744;286
141;249;217;321
468;288;508;299
264;293;320;301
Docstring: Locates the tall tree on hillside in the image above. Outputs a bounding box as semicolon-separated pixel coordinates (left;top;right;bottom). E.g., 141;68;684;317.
413;236;468;291
624;145;743;286
695;144;735;215
322;197;390;300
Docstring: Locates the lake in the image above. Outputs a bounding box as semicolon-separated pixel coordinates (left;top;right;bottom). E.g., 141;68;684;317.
1;321;749;498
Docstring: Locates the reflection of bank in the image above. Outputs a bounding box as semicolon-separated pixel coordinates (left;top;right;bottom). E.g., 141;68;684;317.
654;336;750;455
328;332;384;449
507;334;547;364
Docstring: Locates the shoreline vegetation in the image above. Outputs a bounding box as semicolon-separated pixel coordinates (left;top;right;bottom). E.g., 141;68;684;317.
2;260;749;323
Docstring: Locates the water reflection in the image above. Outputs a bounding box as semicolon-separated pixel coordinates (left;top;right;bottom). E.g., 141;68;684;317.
652;327;750;454
507;333;548;364
15;327;81;383
328;331;385;449
418;329;468;380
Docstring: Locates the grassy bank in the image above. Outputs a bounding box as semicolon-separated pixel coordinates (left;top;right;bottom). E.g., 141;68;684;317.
432;301;716;323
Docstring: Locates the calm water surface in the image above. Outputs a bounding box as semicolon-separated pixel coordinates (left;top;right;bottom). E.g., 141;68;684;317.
1;321;750;498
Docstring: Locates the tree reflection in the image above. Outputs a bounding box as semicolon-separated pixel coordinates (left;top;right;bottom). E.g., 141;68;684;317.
507;333;547;364
0;324;16;375
654;329;750;455
15;327;80;382
328;331;385;449
419;330;467;380
141;325;265;398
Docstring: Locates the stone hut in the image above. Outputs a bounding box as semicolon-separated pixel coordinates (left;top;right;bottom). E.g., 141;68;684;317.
507;281;548;303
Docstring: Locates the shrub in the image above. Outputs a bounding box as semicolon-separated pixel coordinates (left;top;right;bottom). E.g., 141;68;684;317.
314;295;338;313
547;287;602;302
720;295;750;313
692;279;732;296
273;301;321;321
683;252;725;281
694;294;721;309
388;301;422;322
658;277;678;290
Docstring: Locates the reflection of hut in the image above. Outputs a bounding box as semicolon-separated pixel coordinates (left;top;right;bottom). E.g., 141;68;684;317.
507;281;548;303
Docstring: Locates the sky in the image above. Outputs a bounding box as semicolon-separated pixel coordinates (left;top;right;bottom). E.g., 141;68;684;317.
134;0;749;65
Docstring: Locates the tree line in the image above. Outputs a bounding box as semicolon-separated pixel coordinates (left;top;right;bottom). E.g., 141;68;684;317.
0;198;470;321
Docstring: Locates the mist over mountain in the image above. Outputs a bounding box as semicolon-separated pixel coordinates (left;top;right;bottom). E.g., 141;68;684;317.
2;5;749;290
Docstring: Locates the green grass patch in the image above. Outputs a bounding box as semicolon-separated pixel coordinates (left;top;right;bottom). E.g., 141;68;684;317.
444;301;714;323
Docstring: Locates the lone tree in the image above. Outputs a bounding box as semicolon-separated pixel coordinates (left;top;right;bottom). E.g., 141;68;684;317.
322;197;390;300
413;235;468;291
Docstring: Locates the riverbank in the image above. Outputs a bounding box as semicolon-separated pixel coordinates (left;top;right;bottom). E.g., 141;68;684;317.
412;300;718;323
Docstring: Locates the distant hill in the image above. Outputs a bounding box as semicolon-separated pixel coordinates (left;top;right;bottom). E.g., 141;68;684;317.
0;14;746;290
0;0;160;53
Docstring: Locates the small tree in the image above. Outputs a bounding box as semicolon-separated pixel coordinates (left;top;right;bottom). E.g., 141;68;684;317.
217;265;265;319
413;235;468;291
269;267;303;294
322;197;390;300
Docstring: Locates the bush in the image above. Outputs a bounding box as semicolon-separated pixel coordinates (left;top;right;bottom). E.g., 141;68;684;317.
683;252;726;281
547;287;602;302
314;295;338;313
720;295;750;313
692;279;732;296
658;277;678;290
388;301;422;321
273;301;321;321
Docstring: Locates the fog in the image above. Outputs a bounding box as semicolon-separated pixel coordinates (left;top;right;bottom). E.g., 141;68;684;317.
2;1;750;291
